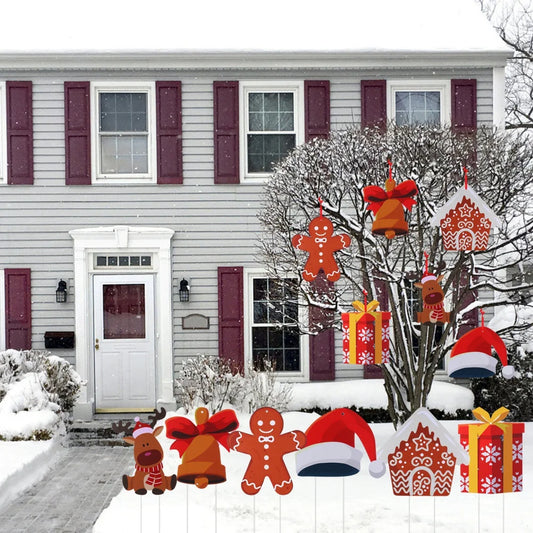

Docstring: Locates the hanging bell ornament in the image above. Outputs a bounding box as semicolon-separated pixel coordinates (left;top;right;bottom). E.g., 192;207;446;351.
363;161;418;239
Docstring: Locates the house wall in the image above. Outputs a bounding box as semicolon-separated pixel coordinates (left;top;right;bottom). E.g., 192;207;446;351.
0;67;495;385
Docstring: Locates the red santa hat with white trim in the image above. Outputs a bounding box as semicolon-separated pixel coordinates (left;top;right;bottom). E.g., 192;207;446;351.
448;325;515;380
296;408;386;478
132;417;154;438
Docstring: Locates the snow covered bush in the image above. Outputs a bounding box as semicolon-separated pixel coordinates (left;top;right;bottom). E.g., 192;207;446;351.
471;344;533;421
175;355;245;413
0;350;81;440
245;358;293;412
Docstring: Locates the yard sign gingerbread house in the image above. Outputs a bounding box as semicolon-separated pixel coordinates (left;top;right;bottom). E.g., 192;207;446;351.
378;407;469;496
430;176;501;251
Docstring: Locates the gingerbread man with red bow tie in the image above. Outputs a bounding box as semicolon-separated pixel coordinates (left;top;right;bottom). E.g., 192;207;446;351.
292;201;351;282
227;407;305;495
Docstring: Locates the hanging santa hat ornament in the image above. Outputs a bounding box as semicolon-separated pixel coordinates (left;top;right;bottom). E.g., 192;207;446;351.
291;198;351;282
363;160;418;239
296;408;386;478
448;309;515;379
414;252;450;324
430;167;501;251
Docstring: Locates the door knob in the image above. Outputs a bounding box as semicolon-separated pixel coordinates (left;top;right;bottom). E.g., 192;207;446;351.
95;338;100;350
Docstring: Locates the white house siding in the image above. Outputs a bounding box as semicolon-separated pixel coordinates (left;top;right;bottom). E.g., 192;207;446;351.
0;67;495;386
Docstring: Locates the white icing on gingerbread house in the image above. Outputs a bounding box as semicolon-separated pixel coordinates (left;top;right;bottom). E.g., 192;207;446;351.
378;407;469;496
430;186;501;251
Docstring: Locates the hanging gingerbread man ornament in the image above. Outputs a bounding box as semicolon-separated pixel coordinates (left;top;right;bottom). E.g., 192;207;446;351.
291;198;351;282
228;407;306;495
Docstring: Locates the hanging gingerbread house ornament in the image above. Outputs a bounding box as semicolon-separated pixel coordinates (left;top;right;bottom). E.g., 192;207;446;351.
341;290;391;364
448;309;515;379
430;167;501;251
378;407;469;496
292;198;351;282
458;407;524;494
414;252;450;324
363;160;418;239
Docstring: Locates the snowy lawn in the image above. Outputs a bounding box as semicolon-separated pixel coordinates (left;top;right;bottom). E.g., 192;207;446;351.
0;438;61;511
93;381;533;532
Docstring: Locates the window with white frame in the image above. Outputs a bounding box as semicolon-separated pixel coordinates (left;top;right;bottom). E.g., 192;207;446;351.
0;82;6;184
241;82;303;180
92;82;155;183
388;81;450;127
247;275;305;374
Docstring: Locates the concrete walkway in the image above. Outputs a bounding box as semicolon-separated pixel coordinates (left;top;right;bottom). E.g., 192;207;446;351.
0;446;132;533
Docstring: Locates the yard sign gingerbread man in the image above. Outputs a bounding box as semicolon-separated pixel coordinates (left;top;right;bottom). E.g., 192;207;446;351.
228;407;306;495
291;198;351;282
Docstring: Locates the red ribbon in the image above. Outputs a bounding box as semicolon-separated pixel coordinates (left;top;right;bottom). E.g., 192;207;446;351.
363;180;418;215
165;409;239;456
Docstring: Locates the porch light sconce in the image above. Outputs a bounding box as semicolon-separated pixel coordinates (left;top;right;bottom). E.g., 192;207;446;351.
179;278;190;302
56;279;67;303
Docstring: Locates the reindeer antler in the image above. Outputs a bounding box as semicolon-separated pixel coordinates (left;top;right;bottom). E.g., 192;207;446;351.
148;407;167;429
111;420;132;436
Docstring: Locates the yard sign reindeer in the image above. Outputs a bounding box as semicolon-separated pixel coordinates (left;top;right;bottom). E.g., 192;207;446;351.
415;252;450;324
112;408;177;495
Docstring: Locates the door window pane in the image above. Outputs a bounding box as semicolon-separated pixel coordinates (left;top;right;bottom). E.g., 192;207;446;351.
103;284;146;339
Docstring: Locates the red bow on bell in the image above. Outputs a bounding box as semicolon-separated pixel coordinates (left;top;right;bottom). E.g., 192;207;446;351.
165;408;239;456
363;179;418;215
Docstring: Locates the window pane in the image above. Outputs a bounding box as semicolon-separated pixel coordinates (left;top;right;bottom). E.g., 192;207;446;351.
410;92;426;110
395;92;409;111
249;112;264;131
280;93;294;111
264;112;280;131
252;327;267;348
426;92;440;110
100;137;118;173
279;112;294;131
249;93;263;112
103;284;146;340
263;93;279;112
268;327;283;348
285;349;300;371
253;278;268;301
99;92;147;133
254;302;268;323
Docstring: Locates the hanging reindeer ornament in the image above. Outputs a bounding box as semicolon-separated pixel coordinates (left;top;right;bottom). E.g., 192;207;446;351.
414;252;450;324
363;160;418;239
291;198;351;282
112;408;177;495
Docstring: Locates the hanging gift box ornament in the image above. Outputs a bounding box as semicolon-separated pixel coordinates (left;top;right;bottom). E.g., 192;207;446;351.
165;407;239;489
112;408;177;495
378;407;469;496
363;160;418;239
291;198;351;282
448;309;515;379
296;408;386;478
414;252;450;324
430;167;501;251
458;407;524;494
341;290;391;365
227;407;305;495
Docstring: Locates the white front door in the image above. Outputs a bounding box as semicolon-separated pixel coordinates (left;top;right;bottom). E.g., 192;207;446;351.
93;274;155;411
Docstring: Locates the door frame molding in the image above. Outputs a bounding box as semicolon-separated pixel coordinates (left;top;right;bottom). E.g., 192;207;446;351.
70;226;175;420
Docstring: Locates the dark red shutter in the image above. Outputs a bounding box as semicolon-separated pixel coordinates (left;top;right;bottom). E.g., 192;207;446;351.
213;81;239;184
218;267;244;370
156;81;183;184
64;82;91;185
6;82;33;185
4;268;31;350
309;275;335;381
305;80;330;142
451;79;477;133
361;80;387;130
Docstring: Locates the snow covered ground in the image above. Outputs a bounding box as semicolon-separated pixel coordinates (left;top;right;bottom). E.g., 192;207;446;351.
93;381;532;533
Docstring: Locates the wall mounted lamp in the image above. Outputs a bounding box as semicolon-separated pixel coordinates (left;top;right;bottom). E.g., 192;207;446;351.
56;279;68;303
179;278;190;302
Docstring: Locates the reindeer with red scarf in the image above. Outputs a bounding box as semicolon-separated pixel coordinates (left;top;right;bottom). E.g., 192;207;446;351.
113;408;177;495
414;253;450;324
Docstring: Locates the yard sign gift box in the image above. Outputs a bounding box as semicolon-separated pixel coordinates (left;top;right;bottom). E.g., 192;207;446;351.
342;291;391;365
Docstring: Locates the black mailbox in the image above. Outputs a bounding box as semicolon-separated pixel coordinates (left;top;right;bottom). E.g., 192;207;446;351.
44;331;75;349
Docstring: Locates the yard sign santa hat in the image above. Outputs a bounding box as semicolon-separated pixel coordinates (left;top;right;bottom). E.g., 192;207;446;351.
448;309;515;379
296;408;386;478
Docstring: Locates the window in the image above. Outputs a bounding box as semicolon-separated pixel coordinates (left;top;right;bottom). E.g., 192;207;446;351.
388;81;450;127
245;273;308;377
94;254;152;269
92;82;156;183
241;82;303;181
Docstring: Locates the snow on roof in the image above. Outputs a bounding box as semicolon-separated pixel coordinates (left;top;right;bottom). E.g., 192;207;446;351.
378;407;469;464
430;185;502;227
0;0;510;55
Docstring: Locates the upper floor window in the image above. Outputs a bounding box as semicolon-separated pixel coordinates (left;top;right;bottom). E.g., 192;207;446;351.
240;81;304;182
92;82;156;183
388;81;450;127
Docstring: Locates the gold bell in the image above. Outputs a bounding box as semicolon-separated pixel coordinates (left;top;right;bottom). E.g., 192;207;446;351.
371;178;409;239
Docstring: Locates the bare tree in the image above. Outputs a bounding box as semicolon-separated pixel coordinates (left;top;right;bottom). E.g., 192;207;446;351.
258;125;533;427
479;0;533;129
